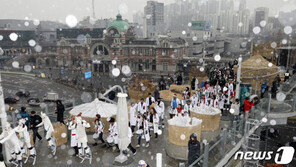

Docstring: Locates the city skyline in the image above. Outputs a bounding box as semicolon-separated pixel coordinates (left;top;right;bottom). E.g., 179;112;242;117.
0;0;294;23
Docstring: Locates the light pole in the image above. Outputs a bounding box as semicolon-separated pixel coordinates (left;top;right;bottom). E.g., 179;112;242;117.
235;55;242;99
0;74;10;162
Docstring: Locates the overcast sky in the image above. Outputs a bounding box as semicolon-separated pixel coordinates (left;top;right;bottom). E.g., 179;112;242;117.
0;0;295;22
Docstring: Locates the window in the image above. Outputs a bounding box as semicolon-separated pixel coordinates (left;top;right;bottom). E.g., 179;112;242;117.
145;60;149;69
139;48;143;55
145;49;149;55
139;60;143;71
163;62;168;71
163;43;168;47
152;60;156;71
152;49;156;56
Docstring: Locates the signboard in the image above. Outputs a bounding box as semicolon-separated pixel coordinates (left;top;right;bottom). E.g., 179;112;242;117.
84;71;92;79
191;21;211;31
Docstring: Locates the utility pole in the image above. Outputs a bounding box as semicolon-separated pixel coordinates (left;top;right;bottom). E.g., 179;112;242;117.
235;55;242;99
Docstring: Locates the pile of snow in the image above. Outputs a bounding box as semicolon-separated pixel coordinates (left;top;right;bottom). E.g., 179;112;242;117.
70;98;117;118
168;115;202;127
192;105;221;115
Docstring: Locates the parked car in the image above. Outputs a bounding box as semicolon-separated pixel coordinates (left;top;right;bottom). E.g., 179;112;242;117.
27;98;40;106
15;91;30;97
4;97;19;104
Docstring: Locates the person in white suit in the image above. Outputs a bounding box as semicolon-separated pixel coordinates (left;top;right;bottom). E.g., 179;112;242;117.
37;112;56;155
155;97;165;128
14;119;36;158
70;113;91;158
138;98;147;114
129;102;138;133
0;123;23;165
107;117;119;150
67;115;78;156
145;93;155;108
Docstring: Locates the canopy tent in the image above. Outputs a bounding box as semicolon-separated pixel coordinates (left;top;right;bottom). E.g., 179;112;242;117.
234;55;280;91
70;98;117;118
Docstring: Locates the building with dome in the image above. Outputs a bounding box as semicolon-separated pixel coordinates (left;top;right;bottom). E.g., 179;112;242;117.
55;14;188;78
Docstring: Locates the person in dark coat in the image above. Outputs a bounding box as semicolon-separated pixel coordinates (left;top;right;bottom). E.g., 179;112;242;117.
260;81;268;98
191;78;196;90
30;111;42;144
19;107;30;127
55;100;65;124
188;133;200;166
177;74;183;85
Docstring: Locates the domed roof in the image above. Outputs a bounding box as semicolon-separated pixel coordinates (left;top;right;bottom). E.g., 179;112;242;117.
107;14;130;33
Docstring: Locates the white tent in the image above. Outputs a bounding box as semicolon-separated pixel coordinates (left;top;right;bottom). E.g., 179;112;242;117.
70;98;117;118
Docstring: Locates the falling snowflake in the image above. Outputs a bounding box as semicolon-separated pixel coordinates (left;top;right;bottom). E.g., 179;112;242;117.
112;68;120;77
33;19;40;26
121;65;131;76
270;120;276;126
12;61;19;68
66;15;78;28
268;63;273;67
77;34;86;44
270;42;277;48
180;134;186;140
24;21;29;27
34;45;42;52
261;117;268;123
238;22;243;27
28;39;36;47
200;67;204;72
157;130;162;135
214;54;221;61
81;92;92;103
61;133;67;138
0;35;3;41
182;31;186;35
24;65;32;72
276;92;286;102
229;109;235;114
188;22;192;27
192;36;197;41
260;20;266;27
9;33;18;41
282;39;288;44
112;60;117;65
66;160;72;165
284;26;292;35
252;26;261;34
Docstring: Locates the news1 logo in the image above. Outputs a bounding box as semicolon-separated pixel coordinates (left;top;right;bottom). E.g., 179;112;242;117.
234;146;295;164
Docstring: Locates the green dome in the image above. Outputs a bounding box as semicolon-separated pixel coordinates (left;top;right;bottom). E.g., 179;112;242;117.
107;14;130;33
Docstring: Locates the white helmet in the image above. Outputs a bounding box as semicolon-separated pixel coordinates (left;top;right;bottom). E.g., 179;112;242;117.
41;112;47;119
138;160;147;166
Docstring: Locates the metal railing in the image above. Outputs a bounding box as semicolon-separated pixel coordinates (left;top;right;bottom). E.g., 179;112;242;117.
188;91;296;167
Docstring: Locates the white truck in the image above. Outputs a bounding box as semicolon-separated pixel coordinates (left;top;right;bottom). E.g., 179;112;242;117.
43;92;59;101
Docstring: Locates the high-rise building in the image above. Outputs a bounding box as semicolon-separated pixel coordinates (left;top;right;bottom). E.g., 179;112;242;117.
143;1;165;37
239;0;247;11
254;7;269;26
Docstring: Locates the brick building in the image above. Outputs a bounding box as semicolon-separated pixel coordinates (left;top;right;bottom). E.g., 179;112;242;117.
56;14;188;77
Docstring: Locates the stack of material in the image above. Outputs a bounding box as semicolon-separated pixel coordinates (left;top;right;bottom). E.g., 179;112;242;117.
70;98;117;132
159;85;196;101
168;115;202;146
169;84;191;94
189;67;208;83
234;54;280;90
128;78;156;101
52;123;67;146
191;105;221;131
159;90;183;101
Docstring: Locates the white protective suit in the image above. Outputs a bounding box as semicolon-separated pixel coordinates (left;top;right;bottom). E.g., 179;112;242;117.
0;123;23;162
67;121;78;148
14;119;36;157
70;116;91;156
37;112;55;148
155;101;165;120
137;102;147;114
107;122;118;144
130;104;138;127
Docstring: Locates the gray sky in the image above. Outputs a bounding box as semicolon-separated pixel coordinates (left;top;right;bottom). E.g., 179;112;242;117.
0;0;295;22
